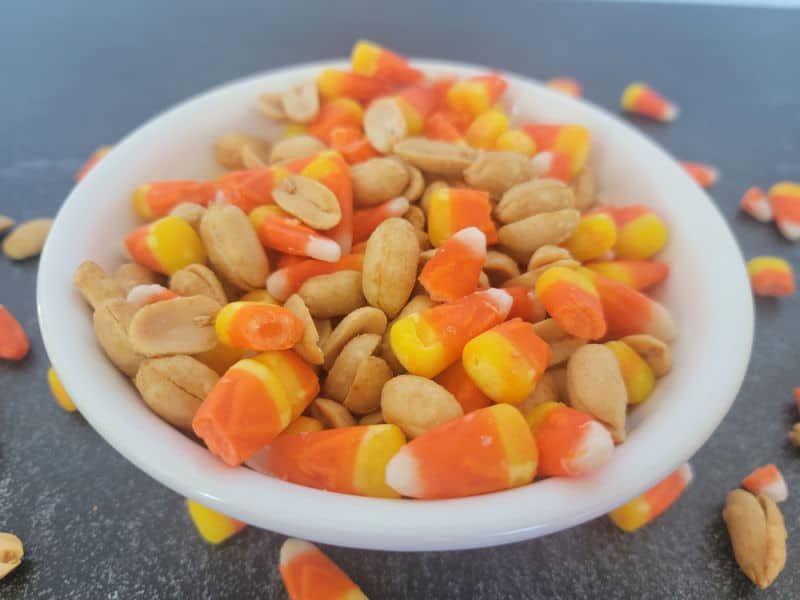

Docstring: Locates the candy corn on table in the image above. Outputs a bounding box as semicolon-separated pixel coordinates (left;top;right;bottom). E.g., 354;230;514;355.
1;1;799;598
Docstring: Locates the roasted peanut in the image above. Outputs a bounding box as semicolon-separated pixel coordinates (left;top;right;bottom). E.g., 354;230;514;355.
93;299;143;377
0;215;15;234
363;97;409;152
621;334;673;378
169;202;207;230
381;375;463;438
362;218;419;317
214;132;271;170
404;205;426;231
351;158;410;207
380;294;436;373
463;151;535;198
550;366;569;400
241;143;271;169
74;261;125;309
567;344;627;443
283;294;324;365
315;318;332;347
128;295;221;357
322;306;388;370
273;174;342;230
200;202;269;291
134;355;219;431
281;81;320;123
572;167;596;211
297;271;366;319
170;264;228;305
483;250;520;286
393;137;478;176
0;533;23;580
359;411;385;426
322;333;381;403
403;165;425;201
788;423;800;447
517;371;560;417
421;180;448;214
498;209;581;263
269;135;326;164
258;92;287;121
533;318;586;366
311;397;356;428
113;262;159;294
2;218;53;260
495;179;576;224
344;355;394;415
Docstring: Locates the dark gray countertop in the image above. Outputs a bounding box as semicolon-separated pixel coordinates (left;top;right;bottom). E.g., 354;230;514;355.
1;1;799;598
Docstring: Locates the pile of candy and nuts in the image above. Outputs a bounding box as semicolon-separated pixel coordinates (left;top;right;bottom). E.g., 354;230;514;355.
1;40;798;595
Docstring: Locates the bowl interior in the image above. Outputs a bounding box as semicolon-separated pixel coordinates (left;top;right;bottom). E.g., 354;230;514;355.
37;59;753;551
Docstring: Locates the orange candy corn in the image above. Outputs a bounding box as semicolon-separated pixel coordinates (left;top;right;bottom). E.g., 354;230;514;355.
132;180;218;220
306;98;364;144
504;287;547;322
424;110;471;142
747;256;795;297
561;212;617;261
123;215;206;275
427;186;498;247
434;361;492;414
794;387;800;412
446;73;508;118
526;402;614;477
192;350;319;466
385;404;537;499
328;126;381;165
251;424;405;498
351;40;423;85
281;415;324;435
419;226;487;302
768;182;800;241
217;166;290;214
465;108;509;149
547;78;582;98
620;82;678;122
0;305;29;361
48;367;77;412
530;150;572;182
462;318;552;405
390;288;512;378
741;464;788;503
522;124;591;178
605;341;655;405
280;539;368;600
75;146;110;181
250;206;341;263
215;301;305;351
352;196;410;243
535;266;606;340
585;260;669;291
593;204;668;260
740;186;772;223
317;68;393;103
679;161;719;189
588;270;677;342
266;254;364;301
126;283;180;309
609;463;693;531
186;499;245;544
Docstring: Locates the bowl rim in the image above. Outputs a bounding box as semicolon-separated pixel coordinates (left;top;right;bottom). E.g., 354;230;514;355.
38;58;754;551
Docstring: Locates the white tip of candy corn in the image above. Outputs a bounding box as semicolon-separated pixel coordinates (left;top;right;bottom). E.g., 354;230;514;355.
307;237;342;263
280;538;315;565
480;288;513;318
661;104;679;122
529;151;554;177
567;421;614;475
645;300;677;343
453;226;487;258
266;270;291;302
386;196;411;215
760;478;789;503
778;221;800;241
244;445;270;474
127;284;167;309
385;448;421;498
678;462;694;485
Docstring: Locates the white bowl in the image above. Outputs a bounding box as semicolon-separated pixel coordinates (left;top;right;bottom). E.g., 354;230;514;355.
38;59;753;551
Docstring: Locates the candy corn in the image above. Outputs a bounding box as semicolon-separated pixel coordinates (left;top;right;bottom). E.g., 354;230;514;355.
250;206;342;263
132;180;217;220
47;367;77;412
494;129;537;157
192;351;319;466
352;196;410;243
364;85;437;152
446;73;508;118
424;110;471;143
530;151;572;182
521;124;591;178
426;186;498;247
186;499;245;544
279;538;367;600
75;146;110;181
740;186;772;223
306;98;364;144
747;256;795;297
351;40;423;85
266;253;364;302
605;341;655;405
609;463;693;531
282;415;324;435
584;260;669;291
217;166;290;214
588;270;677;342
526;402;614;477
504;287;547;322
434;361;492;414
390;288;512;378
123;215;206;275
620;82;678;122
679;161;719;188
594;205;668;260
462;318;551;405
794;387;800;412
741;464;788;503
385;404;537;499
250;424;405;498
328;126;381;165
547;78;582;98
317;68;393;103
561;212;617;261
419;226;487;302
239;289;279;304
535;266;606;340
215;302;305;351
768;182;800;241
465;108;509;149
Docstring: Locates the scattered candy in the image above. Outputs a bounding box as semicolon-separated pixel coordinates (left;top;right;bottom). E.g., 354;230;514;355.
740;186;772;223
747;256;795;297
0;305;30;360
679;161;719;188
609;463;693;531
47;367;77;412
620;82;678;122
768;181;800;241
419;226;486;302
742;464;788;503
279;538;367;600
186;499;245;544
75;146;111;181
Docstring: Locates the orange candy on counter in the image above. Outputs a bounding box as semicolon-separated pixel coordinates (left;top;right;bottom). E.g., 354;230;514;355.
768;182;800;241
741;464;788;503
747;257;795;298
620;82;678;122
186;499;246;544
609;463;693;531
0;305;29;361
679;161;719;189
740;186;772;223
280;538;367;600
547;77;582;98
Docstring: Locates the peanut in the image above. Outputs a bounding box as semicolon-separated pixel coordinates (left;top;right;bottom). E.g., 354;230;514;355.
621;334;673;378
2;218;53;260
483;250;520;286
128;295;221;357
517;371;560;417
359;411;385;426
258;92;287;121
281;81;320;123
273;174;342;230
402;164;425;201
572;167;596;211
351;158;410;207
363;97;408;152
381;375;463;438
362;218;419;318
322;306;388;370
297;271;366;319
533;318;586;366
283;294;324;366
322;333;381;403
113;262;159;294
93;299;143;377
170;264;228;305
393;137;478;176
214;132;271;170
463;151;535;198
169;202;207;230
344;355;394;415
0;533;23;580
73;261;125;309
0;215;15;234
311;397;356;429
270;135;326;164
403;205;426;231
495;179;576;224
498;209;580;263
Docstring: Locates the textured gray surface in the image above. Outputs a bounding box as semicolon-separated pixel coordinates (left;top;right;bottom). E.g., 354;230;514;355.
1;1;799;598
